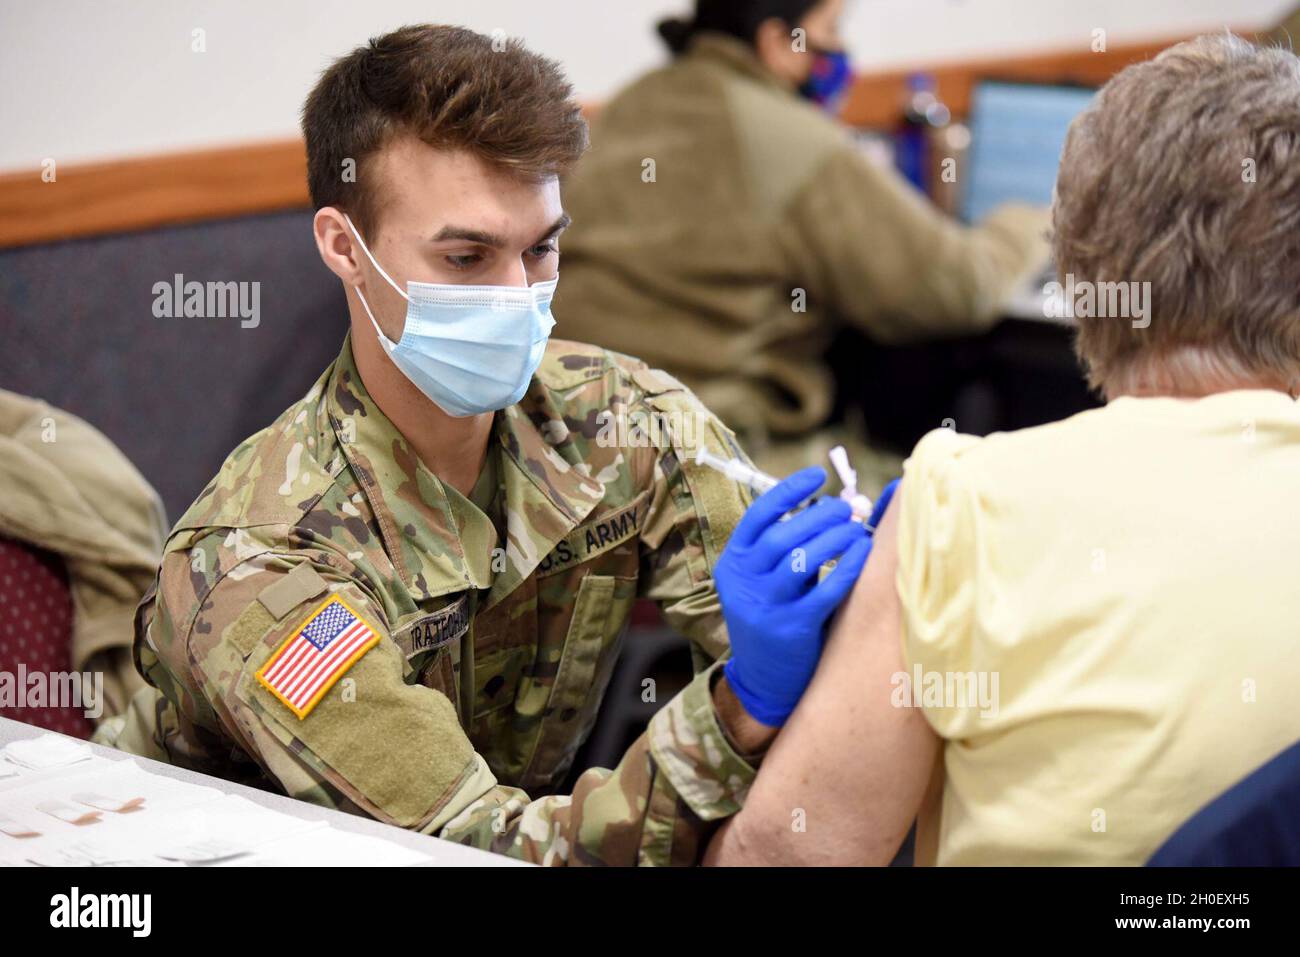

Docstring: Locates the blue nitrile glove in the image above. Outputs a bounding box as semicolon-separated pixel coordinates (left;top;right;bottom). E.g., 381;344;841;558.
716;468;899;727
866;478;899;532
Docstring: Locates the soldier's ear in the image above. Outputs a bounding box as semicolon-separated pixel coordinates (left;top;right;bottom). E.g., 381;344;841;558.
313;207;365;286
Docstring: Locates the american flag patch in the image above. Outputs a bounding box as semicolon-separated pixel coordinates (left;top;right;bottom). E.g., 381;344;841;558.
256;595;379;719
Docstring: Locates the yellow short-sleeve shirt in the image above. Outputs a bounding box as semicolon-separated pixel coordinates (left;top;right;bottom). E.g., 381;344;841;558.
896;389;1300;865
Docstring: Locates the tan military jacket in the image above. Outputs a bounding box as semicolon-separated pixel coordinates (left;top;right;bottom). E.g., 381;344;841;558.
0;389;166;722
556;31;1049;446
127;335;760;865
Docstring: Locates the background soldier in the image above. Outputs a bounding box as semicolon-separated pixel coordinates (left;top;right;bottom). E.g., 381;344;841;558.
555;0;1049;492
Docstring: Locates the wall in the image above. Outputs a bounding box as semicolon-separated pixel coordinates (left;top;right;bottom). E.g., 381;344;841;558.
1;0;1292;173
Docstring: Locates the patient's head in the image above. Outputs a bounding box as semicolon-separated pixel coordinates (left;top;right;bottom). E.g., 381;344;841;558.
1053;33;1300;399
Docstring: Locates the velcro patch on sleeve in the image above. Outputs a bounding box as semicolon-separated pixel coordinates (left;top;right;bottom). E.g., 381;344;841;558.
631;366;687;396
257;561;329;621
256;595;380;720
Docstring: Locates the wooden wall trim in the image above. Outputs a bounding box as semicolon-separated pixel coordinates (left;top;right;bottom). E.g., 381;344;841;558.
0;32;1249;250
839;35;1193;129
0;139;309;250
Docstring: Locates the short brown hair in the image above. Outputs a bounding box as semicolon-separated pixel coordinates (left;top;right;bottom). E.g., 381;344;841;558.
1053;32;1300;393
302;24;588;238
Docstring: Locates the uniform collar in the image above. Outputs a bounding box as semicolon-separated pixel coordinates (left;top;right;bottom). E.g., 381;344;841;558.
684;31;793;93
324;335;605;605
486;397;607;608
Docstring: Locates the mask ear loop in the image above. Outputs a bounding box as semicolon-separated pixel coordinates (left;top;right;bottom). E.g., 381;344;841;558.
343;213;410;351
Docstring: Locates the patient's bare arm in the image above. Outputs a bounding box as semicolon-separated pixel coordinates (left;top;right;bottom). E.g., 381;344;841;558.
704;491;940;865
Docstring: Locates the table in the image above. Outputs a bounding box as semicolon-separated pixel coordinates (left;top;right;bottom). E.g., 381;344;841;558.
0;716;522;867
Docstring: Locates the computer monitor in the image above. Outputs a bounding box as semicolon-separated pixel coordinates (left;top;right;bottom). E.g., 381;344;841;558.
961;80;1097;224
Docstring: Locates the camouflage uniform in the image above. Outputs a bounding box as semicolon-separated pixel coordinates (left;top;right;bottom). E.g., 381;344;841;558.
116;334;761;865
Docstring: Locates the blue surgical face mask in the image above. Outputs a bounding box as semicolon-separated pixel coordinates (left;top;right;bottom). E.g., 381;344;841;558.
345;214;557;418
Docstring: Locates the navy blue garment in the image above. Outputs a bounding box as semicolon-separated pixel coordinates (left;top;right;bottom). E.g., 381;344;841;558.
1149;740;1300;866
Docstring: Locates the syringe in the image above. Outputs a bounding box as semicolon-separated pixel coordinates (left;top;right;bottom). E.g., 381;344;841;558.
828;445;875;527
695;445;878;528
694;447;779;495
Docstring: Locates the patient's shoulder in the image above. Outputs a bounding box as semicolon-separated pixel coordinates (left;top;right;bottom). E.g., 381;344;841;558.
906;404;1120;496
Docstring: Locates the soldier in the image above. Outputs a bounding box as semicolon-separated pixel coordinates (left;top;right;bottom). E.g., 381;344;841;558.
104;24;872;865
554;0;1050;492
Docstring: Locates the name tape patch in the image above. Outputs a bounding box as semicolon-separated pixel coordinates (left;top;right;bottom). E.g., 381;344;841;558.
537;494;648;577
395;594;472;661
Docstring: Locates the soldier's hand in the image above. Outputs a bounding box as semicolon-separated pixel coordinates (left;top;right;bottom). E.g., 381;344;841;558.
714;466;877;728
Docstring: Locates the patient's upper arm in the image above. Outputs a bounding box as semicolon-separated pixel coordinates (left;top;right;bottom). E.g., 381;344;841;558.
712;488;941;865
